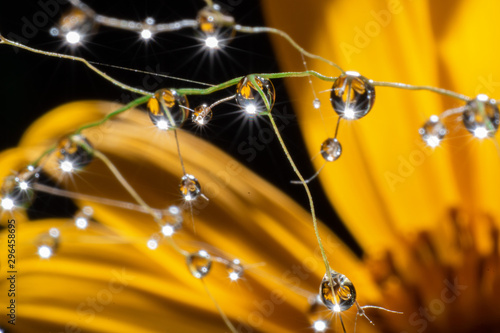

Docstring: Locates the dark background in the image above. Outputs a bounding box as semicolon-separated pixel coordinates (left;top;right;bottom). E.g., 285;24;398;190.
0;0;361;256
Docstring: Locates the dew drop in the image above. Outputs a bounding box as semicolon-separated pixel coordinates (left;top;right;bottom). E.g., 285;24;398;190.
192;104;213;125
37;231;60;259
57;8;96;44
320;138;342;162
197;5;235;47
313;98;321;109
1;167;39;209
463;94;500;138
147;89;189;130
419;115;447;147
236;76;276;115
179;174;202;201
330;71;375;120
227;259;244;281
186;250;212;279
56;135;94;171
320;270;356;312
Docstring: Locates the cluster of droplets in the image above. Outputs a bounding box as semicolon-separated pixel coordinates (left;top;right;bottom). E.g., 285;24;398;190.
419;94;500;147
316;71;376;165
50;1;236;48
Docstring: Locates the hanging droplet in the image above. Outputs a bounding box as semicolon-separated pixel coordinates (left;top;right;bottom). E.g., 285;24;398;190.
160;205;183;236
330;71;375;120
56;135;94;171
179;174;202;201
236;76;276;115
56;7;96;44
192;104;213;125
197;4;235;48
147;89;189;130
74;206;93;230
419;115;447;147
463;94;500;139
313;98;321;109
37;230;60;259
227;259;244;281
320;138;342;162
1;167;38;209
320;270;356;312
186;250;212;278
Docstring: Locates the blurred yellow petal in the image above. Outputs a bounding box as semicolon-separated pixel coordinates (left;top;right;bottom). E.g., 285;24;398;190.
1;101;377;332
262;0;500;252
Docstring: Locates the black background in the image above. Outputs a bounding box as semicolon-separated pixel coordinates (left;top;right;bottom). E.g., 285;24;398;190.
0;0;361;256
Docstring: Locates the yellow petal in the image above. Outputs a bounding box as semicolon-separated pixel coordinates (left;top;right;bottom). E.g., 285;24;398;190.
1;101;378;332
262;0;500;254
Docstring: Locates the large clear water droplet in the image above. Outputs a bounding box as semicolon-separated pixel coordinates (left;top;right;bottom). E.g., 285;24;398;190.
56;135;94;171
320;138;342;162
179;174;201;201
463;94;500;138
320;270;356;312
197;4;235;48
330;71;375;120
147;89;189;130
236;76;276;115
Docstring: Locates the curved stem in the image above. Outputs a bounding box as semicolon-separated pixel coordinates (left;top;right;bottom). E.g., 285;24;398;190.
0;35;152;96
370;80;470;101
235;25;345;74
267;114;332;276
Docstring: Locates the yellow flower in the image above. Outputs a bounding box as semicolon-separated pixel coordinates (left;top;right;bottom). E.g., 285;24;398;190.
262;0;500;331
1;1;500;333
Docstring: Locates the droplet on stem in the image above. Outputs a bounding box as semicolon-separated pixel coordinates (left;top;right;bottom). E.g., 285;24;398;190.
320;270;356;312
462;94;499;138
330;71;375;120
320;138;342;162
236;76;276;115
179;174;201;201
419;115;447;147
147;89;189;130
186;250;212;279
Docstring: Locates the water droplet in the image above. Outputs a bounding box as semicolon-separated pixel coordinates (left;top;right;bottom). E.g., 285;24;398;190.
147;238;159;250
186;250;212;278
37;231;60;259
197;5;235;47
147;89;189;130
463;94;500;138
320;138;342;162
56;135;93;170
227;259;244;281
160;205;183;235
320;270;356;312
236;76;276;115
1;167;39;209
330;71;375;120
313;98;321;109
179;174;201;201
419;115;447;147
57;8;96;44
192;104;213;125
